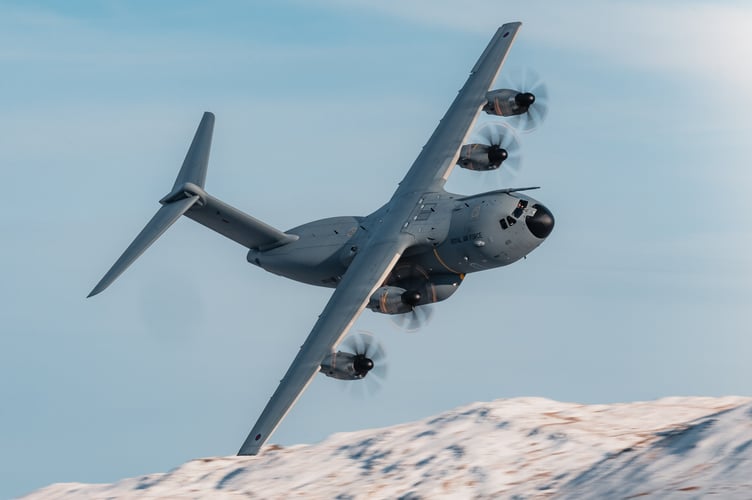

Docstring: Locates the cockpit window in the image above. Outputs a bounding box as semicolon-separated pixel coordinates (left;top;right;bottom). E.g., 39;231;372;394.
500;218;508;230
506;216;516;226
512;199;528;218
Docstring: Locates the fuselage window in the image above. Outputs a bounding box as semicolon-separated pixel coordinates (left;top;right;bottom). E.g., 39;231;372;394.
512;199;528;218
500;219;508;230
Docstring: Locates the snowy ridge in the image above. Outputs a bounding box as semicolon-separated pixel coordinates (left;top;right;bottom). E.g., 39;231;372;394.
23;396;752;499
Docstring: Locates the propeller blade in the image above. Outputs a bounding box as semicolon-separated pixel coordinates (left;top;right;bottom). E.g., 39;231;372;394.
418;304;434;325
366;376;382;396
343;380;367;400
520;66;531;91
370;361;387;380
391;304;434;332
343;334;358;355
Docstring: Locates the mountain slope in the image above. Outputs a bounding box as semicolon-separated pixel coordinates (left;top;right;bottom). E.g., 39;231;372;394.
23;396;752;499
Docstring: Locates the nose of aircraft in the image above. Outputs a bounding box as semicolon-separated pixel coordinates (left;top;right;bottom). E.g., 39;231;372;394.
525;204;554;239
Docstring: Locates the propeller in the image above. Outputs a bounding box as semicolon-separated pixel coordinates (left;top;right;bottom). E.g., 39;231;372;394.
386;263;436;333
475;122;522;174
341;331;387;396
457;122;522;191
504;68;549;132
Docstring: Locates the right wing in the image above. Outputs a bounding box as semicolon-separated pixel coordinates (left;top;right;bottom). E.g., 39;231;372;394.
238;234;412;455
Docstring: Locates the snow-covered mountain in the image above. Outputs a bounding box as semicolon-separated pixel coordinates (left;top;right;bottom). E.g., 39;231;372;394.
23;396;752;499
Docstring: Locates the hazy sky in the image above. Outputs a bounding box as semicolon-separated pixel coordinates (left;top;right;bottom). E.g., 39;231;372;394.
2;1;752;497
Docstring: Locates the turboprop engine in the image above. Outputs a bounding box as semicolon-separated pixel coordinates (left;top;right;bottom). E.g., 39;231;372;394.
320;351;374;380
367;273;463;315
458;143;509;171
483;70;549;131
320;333;386;381
457;123;520;172
367;286;418;315
484;88;536;117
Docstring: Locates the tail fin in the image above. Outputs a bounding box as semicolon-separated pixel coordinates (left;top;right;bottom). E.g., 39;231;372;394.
88;111;298;298
172;111;214;190
87;112;214;298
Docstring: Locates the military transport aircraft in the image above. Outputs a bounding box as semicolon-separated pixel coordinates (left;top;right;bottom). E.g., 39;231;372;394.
88;22;554;455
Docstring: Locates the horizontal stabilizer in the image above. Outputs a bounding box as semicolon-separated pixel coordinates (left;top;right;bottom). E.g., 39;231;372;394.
87;195;199;297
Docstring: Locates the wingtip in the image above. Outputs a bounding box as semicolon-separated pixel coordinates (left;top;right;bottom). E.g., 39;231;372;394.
87;281;108;298
237;442;260;456
499;21;522;32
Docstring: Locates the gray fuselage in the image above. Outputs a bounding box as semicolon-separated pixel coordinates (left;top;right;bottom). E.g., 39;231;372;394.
248;189;553;307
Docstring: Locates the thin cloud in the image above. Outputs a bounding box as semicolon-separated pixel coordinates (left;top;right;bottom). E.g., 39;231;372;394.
316;1;752;90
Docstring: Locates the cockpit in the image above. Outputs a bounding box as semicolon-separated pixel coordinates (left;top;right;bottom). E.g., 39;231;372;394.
499;199;528;230
499;199;554;239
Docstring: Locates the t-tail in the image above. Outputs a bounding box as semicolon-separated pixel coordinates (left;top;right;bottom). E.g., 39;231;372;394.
88;112;298;298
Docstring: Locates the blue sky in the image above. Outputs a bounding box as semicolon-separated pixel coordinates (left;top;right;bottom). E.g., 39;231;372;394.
2;1;752;497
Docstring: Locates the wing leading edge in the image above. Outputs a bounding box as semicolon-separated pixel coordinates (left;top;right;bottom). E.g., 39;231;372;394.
237;23;522;455
396;22;521;195
238;235;412;455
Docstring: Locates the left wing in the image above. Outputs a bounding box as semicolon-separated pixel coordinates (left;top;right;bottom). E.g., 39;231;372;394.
238;234;412;455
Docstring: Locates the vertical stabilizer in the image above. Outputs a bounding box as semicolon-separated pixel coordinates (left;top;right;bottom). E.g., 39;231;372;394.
172;111;214;190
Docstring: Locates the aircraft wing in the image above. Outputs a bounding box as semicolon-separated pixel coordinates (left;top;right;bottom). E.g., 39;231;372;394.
238;23;522;455
395;22;521;195
238;234;412;455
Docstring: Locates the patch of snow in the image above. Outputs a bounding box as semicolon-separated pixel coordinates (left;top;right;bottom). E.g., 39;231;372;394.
21;396;752;499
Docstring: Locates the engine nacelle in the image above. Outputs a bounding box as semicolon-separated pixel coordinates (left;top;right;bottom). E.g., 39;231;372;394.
368;275;462;315
320;351;371;380
367;286;414;315
458;143;505;171
484;88;533;117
